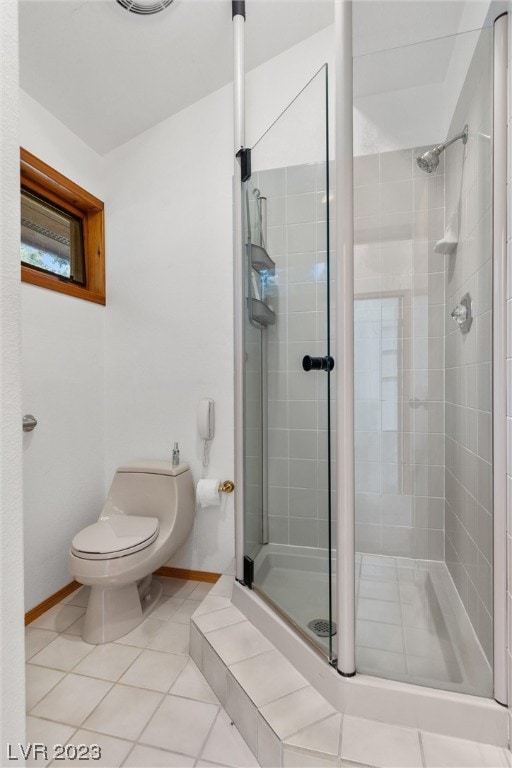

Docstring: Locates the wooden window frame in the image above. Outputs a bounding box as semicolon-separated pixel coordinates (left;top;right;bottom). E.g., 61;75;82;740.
20;148;105;305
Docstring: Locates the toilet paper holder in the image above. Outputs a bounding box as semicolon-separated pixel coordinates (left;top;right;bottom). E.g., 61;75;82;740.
219;480;235;493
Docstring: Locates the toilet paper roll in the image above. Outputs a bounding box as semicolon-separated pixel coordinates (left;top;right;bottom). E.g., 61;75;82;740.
197;479;221;508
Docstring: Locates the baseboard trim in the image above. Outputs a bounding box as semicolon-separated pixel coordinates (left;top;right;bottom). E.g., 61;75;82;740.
25;567;221;625
155;566;221;583
25;580;81;625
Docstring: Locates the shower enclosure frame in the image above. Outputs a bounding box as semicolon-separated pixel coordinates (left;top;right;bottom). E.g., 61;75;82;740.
334;0;355;679
233;0;246;587
232;0;509;737
492;10;508;708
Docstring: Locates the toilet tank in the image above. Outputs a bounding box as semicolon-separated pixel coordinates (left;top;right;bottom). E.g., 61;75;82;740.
103;462;194;531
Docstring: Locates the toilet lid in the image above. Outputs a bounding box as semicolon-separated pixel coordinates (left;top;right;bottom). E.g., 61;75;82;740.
71;515;159;560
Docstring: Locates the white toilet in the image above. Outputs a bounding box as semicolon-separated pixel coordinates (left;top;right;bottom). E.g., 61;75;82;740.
69;461;195;644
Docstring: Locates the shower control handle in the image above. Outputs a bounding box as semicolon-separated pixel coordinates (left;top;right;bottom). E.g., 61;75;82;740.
302;355;335;372
451;292;473;335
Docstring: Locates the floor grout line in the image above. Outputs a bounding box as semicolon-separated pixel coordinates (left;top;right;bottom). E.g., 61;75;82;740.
34;585;260;765
119;740;137;768
195;702;223;764
418;729;427;768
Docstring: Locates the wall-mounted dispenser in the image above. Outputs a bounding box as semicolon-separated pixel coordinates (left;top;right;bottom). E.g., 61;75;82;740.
198;398;215;466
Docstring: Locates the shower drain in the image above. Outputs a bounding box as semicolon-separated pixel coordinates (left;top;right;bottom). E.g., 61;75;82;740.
307;618;337;638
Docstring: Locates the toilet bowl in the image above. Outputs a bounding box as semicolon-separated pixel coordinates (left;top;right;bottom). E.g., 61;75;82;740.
69;461;195;644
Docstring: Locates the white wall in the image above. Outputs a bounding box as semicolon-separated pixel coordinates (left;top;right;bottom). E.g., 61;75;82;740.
14;23;339;602
353;83;446;156
103;82;235;574
20;92;106;610
0;0;25;749
103;25;336;574
246;25;335;167
353;32;449;156
352;3;491;158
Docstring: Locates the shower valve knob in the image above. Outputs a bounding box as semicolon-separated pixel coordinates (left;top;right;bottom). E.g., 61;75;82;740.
451;293;473;335
302;355;335;372
451;304;467;322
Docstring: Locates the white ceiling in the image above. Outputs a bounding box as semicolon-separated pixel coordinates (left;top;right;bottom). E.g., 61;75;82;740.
19;0;334;155
19;0;496;156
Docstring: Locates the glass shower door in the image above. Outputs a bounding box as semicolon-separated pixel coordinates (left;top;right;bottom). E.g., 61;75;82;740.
242;66;336;661
352;25;494;697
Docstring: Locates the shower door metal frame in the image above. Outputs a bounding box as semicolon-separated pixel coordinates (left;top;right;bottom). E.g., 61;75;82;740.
233;1;246;585
492;11;508;707
334;0;356;678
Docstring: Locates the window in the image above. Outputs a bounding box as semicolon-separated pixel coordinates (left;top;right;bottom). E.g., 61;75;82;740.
21;189;85;282
20;148;105;304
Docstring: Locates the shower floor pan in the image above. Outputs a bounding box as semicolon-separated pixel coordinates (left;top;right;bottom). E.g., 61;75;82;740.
253;543;492;698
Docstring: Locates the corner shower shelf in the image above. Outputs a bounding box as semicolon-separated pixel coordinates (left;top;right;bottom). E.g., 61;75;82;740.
246;244;276;327
248;243;276;274
249;297;276;327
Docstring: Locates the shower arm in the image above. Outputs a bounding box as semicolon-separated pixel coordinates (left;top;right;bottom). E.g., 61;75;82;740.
435;125;468;154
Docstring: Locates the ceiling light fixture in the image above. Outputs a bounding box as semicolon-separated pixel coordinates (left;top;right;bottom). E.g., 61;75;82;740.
116;0;174;15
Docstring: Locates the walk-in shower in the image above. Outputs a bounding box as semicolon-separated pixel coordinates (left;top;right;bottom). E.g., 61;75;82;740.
234;1;508;742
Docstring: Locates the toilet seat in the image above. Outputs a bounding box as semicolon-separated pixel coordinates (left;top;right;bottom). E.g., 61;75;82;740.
71;514;159;560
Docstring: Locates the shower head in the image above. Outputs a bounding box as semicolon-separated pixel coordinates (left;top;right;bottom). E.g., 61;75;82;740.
416;125;468;174
417;146;442;174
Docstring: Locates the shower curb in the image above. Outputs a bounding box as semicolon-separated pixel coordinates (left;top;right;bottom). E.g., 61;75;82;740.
191;573;510;765
190;598;347;768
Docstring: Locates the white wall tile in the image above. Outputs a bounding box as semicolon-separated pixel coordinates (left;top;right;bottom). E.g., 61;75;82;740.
380;149;413;182
287;164;317;195
257;715;282;767
341;715;422;767
201;640;228;706
283;748;337;767
287;193;317;225
381;180;413;215
226;674;259;757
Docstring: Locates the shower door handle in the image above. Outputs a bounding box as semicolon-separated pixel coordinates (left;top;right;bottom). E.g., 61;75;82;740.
302;355;335;372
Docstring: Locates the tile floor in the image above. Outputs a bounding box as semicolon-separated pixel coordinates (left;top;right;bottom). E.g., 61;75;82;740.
26;571;512;768
25;576;259;768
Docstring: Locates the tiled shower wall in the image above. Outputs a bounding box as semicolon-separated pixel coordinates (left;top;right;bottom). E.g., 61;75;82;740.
249;162;334;549
443;27;493;663
353;148;446;560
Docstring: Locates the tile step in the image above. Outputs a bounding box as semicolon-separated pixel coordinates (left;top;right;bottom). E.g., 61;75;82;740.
191;574;512;768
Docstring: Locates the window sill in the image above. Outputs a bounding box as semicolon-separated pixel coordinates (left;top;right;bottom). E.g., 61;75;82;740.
21;265;106;305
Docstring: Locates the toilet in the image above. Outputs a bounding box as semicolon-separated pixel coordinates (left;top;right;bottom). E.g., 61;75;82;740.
69;461;195;644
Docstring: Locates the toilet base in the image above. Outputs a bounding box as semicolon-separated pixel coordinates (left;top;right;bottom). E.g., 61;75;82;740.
82;577;163;644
